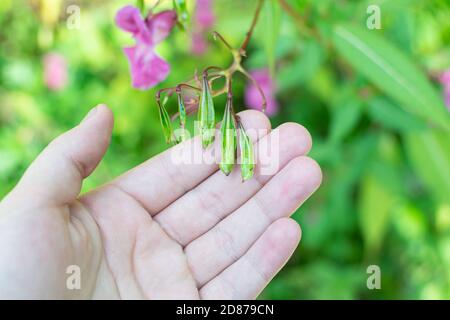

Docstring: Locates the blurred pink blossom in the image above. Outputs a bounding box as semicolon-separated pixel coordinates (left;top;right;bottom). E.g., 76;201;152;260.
191;32;208;55
191;0;215;55
440;70;450;110
245;69;279;116
43;53;68;91
195;0;215;29
440;70;450;86
115;6;177;90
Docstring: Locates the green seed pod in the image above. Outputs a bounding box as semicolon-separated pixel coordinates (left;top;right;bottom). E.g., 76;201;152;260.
136;0;145;12
172;0;189;30
238;120;255;181
177;92;187;127
158;99;173;144
219;96;237;176
177;90;187;143
198;75;215;148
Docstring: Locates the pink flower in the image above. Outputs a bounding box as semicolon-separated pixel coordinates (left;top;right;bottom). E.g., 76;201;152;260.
115;6;177;90
440;70;450;86
195;0;215;29
191;32;208;55
43;53;68;91
245;69;279;116
191;0;215;55
440;70;450;110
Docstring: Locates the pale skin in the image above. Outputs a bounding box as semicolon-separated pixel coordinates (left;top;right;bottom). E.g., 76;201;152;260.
0;104;322;299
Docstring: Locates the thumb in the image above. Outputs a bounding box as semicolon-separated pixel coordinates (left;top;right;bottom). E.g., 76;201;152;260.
15;104;114;206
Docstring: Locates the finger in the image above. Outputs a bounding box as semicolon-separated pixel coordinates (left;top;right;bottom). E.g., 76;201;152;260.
112;110;271;215
185;156;322;286
200;218;301;300
155;123;312;246
11;104;113;206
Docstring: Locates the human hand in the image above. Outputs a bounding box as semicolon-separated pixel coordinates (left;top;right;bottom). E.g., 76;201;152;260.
0;104;321;299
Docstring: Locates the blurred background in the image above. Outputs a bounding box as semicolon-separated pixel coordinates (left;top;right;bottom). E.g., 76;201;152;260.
1;0;450;299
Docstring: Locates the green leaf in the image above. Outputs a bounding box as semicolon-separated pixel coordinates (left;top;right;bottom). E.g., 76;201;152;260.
321;133;379;235
219;97;237;176
263;0;281;76
404;129;450;204
332;24;450;131
278;40;324;91
198;76;215;148
393;202;427;240
329;100;362;143
367;97;426;132
358;134;403;255
359;173;396;255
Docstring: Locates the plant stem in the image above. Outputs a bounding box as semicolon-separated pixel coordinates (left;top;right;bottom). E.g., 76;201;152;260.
158;0;267;122
176;83;202;92
148;0;161;12
240;0;264;54
203;65;224;76
227;75;233;96
238;67;267;113
212;31;233;51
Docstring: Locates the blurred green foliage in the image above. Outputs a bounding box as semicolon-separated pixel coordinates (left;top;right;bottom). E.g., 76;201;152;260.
1;0;450;299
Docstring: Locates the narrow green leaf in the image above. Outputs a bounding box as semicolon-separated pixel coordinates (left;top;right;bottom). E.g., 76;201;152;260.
198;76;215;148
332;24;450;131
367;97;426;132
329;100;362;143
173;0;189;30
404;129;450;205
359;135;400;255
219;97;237;176
157;100;173;144
278;40;323;91
238;121;255;181
263;0;281;76
393;202;427;240
359;173;395;255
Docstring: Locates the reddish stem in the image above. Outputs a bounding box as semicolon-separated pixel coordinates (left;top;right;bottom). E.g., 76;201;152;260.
238;68;267;113
212;31;233;51
240;0;264;53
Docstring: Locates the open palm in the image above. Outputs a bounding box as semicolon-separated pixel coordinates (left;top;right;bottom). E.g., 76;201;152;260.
0;105;321;299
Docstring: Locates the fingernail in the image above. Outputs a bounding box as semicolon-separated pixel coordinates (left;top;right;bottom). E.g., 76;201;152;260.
82;105;102;123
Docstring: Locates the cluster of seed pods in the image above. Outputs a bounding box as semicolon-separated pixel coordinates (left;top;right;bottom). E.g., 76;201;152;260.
156;0;267;181
156;70;255;181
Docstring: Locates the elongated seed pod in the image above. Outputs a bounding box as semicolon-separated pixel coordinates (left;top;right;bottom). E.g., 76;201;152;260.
198;75;215;148
158;100;173;144
219;96;237;175
173;0;189;30
177;91;187;143
238;120;254;181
